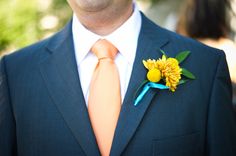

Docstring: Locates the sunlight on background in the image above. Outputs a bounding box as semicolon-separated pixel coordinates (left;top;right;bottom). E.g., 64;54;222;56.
231;0;236;40
0;0;236;55
0;0;71;56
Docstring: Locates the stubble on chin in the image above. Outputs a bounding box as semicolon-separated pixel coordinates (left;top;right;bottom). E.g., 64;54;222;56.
73;0;112;12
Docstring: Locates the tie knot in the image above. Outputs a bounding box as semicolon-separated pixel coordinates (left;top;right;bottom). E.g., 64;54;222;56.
91;39;118;60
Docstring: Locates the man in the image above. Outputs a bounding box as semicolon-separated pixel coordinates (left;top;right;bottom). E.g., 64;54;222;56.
0;0;236;155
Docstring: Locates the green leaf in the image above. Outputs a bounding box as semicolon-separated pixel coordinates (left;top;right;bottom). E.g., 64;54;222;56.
160;49;167;57
178;79;188;85
175;51;191;64
181;68;196;79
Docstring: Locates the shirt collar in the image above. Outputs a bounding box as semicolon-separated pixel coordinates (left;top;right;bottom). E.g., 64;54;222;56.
72;3;142;65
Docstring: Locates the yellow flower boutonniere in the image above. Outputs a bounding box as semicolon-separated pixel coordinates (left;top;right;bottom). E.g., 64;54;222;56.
134;50;196;106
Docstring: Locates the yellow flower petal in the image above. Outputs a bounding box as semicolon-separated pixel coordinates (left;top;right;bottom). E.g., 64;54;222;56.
143;59;157;70
143;54;183;91
156;56;181;91
162;55;167;61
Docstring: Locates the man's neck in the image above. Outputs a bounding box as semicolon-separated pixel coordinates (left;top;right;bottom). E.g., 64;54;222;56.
74;3;133;36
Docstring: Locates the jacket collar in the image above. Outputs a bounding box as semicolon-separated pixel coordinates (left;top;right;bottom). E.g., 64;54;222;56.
41;12;170;156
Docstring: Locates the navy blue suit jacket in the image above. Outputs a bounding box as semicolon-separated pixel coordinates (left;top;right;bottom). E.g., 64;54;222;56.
1;13;236;156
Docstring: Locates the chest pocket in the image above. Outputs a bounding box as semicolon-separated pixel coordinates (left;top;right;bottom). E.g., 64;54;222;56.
152;132;200;156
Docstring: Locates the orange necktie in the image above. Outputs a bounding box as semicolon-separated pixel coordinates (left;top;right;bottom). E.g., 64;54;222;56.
88;39;121;156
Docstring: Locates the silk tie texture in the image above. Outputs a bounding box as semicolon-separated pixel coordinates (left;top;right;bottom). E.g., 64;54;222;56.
88;39;121;156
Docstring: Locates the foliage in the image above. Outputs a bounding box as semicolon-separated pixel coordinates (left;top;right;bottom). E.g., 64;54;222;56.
0;0;161;55
0;0;71;55
139;0;163;4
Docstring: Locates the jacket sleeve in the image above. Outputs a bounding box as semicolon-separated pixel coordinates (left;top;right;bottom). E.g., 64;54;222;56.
206;52;236;155
0;57;17;155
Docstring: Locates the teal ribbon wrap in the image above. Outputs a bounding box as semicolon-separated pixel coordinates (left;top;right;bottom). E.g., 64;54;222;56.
134;82;169;106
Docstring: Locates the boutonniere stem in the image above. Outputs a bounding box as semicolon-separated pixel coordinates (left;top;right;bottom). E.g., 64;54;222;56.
134;82;169;106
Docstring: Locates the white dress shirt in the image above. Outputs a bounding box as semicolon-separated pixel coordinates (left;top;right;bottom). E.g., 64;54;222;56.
72;3;142;105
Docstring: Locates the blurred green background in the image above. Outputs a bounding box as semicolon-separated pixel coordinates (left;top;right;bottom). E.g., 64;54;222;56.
0;0;170;55
0;0;72;55
1;0;235;55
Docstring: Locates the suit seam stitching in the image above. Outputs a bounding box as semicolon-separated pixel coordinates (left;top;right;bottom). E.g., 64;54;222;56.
204;51;223;154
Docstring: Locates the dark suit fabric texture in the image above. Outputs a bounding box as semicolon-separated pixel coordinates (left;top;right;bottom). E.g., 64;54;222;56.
1;13;236;156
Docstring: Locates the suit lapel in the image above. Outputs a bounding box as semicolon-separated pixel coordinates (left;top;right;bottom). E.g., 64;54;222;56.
39;21;100;156
110;13;170;156
38;13;170;156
